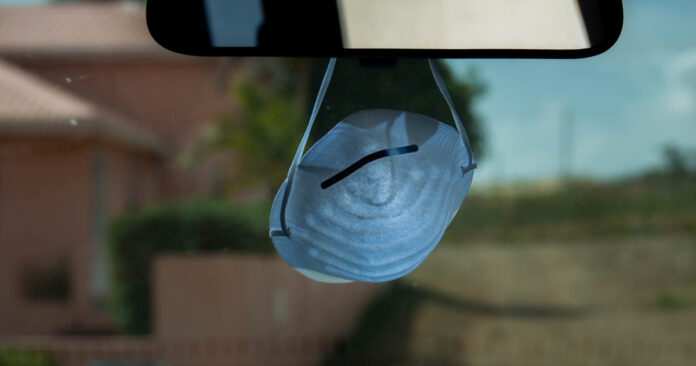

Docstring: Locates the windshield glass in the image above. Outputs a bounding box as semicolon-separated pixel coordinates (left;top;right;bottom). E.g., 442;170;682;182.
1;1;695;365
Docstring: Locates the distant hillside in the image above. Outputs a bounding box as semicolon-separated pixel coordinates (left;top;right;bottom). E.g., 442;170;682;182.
445;174;696;243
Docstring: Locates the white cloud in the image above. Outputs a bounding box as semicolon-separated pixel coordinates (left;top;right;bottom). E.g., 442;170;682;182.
664;50;696;114
456;1;696;184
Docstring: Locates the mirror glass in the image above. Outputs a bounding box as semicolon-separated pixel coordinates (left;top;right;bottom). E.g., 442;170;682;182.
337;0;589;50
147;0;622;56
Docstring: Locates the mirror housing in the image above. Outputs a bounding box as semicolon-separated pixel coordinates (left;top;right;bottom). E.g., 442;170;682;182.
147;0;623;58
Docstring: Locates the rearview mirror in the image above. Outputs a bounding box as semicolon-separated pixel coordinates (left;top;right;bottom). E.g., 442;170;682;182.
147;0;622;58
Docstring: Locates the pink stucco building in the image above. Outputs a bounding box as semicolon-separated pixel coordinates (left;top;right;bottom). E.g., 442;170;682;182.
0;2;234;335
0;8;378;363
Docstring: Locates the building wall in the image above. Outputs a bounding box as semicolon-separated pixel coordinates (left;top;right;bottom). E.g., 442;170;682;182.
0;55;245;336
153;254;381;366
14;59;235;148
0;138;160;335
12;58;239;198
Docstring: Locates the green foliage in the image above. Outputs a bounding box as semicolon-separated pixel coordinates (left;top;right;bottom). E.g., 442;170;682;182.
108;200;273;335
196;58;485;197
444;174;696;243
322;283;424;365
653;291;695;311
196;59;310;195
0;348;57;366
661;144;696;177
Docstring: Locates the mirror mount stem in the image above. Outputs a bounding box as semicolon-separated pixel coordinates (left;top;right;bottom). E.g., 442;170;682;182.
359;57;399;68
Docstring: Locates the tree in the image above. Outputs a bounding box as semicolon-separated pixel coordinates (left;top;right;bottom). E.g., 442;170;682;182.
662;144;696;177
306;58;486;156
194;58;486;198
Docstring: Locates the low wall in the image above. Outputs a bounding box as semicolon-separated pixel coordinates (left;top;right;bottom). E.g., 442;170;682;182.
153;254;380;366
0;254;381;366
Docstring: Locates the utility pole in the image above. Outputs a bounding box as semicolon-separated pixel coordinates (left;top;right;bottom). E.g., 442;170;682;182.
559;108;574;182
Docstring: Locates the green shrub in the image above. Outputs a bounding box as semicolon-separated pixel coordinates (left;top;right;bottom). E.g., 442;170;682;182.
0;347;57;366
109;199;273;335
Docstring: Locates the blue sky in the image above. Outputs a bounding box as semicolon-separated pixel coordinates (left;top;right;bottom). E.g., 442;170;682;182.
448;0;696;183
3;0;695;184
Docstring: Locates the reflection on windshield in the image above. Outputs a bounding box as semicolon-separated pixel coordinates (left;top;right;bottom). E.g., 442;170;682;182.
0;1;695;366
203;0;592;50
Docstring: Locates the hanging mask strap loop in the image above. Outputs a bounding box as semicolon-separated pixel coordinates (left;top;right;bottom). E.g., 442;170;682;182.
276;58;337;237
428;59;476;169
275;59;473;237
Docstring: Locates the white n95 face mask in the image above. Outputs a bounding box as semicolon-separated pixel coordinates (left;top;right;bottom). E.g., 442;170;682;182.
269;59;476;283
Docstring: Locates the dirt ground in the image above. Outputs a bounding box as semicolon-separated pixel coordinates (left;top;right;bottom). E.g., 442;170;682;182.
399;236;696;365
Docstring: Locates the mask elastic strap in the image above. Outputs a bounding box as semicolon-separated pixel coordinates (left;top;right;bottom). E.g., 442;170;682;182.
428;59;476;170
276;58;337;237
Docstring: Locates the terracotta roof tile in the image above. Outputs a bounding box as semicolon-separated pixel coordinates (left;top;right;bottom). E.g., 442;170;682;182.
0;58;166;154
0;3;173;58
